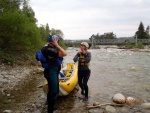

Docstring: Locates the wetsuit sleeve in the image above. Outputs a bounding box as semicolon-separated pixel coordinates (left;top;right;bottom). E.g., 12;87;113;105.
84;52;91;63
73;52;80;62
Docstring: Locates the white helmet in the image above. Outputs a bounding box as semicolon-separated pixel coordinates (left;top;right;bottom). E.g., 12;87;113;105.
81;42;89;48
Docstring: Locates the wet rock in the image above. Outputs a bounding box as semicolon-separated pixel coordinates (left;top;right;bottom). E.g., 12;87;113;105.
0;75;4;79
141;103;150;109
88;108;103;113
126;97;136;106
7;94;10;97
32;103;35;108
130;67;139;71
33;67;44;74
112;93;126;104
0;79;8;84
33;110;41;113
93;101;100;106
4;99;12;104
120;107;129;113
3;110;12;113
105;105;116;113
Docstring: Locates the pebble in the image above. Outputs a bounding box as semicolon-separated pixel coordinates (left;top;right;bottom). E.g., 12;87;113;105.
88;108;103;113
126;97;136;106
93;101;100;106
7;94;10;97
141;103;150;109
120;107;129;113
32;104;35;108
130;67;139;71
33;110;41;113
105;105;116;113
3;110;12;113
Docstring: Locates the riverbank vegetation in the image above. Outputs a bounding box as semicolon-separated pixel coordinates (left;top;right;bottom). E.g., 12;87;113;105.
0;0;67;65
125;42;144;49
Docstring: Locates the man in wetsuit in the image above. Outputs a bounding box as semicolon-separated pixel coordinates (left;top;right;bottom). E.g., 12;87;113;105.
41;35;67;113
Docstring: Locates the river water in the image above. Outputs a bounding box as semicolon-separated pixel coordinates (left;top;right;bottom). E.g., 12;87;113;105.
50;48;150;113
1;48;150;113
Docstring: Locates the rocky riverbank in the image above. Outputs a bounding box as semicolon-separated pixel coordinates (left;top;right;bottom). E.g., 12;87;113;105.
0;63;46;113
0;64;32;92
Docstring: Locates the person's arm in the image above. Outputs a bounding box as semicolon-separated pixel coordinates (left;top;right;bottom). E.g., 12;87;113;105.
73;52;79;62
52;38;67;57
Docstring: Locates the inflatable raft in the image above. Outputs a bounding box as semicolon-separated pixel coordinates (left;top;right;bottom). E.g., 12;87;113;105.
43;63;78;96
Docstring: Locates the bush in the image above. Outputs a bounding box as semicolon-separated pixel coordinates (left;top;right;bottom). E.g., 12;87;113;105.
133;42;144;49
125;42;144;49
125;43;134;49
0;53;16;65
0;11;45;65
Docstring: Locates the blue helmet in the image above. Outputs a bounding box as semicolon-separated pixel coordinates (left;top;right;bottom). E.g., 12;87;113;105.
48;35;59;43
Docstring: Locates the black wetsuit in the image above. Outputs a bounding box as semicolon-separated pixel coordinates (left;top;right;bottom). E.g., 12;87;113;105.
73;52;91;98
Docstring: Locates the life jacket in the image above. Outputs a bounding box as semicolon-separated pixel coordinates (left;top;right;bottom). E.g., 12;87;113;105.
78;52;90;66
35;50;63;68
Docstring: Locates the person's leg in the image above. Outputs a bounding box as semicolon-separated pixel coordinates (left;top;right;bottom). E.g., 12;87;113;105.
44;68;49;80
78;70;84;95
83;69;91;101
47;66;59;113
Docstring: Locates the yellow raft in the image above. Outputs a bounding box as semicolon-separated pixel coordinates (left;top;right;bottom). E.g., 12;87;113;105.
43;63;78;96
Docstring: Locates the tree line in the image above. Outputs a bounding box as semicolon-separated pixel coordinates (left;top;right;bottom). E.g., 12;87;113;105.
0;0;66;64
90;21;150;40
135;21;150;39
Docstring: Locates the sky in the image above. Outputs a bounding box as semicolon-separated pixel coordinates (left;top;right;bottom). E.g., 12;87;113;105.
29;0;150;39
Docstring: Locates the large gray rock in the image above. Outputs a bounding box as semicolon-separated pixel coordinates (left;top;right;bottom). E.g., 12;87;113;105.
112;93;126;104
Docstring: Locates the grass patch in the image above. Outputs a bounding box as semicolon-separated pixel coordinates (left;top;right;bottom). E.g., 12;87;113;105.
125;42;144;49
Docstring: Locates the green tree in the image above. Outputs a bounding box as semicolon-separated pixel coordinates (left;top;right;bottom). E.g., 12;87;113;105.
92;32;116;39
39;25;47;41
0;0;21;12
135;21;147;39
0;0;44;64
0;11;43;53
146;25;150;38
22;0;37;24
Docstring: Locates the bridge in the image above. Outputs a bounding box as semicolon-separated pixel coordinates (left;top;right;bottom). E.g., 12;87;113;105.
64;38;150;46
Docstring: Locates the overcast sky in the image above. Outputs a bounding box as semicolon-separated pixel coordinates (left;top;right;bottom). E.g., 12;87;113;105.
30;0;150;39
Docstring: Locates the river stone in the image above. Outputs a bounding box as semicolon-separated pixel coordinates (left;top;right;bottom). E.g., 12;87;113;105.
112;93;125;104
93;101;100;106
126;97;136;106
105;105;116;113
88;108;103;113
130;67;139;71
141;103;150;109
3;110;12;113
120;107;129;113
33;110;41;113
